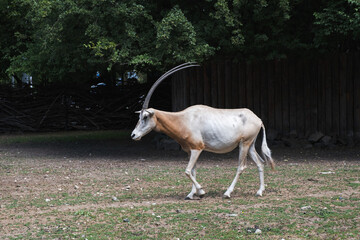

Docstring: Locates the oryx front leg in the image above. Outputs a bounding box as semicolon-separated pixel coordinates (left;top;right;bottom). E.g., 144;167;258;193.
185;164;198;200
185;150;205;200
223;143;250;199
248;144;265;196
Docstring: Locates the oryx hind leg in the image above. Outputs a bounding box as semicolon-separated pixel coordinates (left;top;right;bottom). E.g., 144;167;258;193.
248;142;265;196
185;150;205;200
223;142;250;199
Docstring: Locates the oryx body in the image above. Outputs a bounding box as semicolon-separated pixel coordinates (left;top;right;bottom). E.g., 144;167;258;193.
131;105;275;199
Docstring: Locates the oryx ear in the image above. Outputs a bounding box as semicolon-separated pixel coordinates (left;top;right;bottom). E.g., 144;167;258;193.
135;110;142;114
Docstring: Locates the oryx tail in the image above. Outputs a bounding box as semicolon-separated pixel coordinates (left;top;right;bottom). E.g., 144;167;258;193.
261;124;275;170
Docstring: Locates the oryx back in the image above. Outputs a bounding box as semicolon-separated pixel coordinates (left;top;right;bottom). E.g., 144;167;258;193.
182;105;262;153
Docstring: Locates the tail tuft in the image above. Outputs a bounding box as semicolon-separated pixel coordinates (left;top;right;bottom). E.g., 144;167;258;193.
261;124;275;170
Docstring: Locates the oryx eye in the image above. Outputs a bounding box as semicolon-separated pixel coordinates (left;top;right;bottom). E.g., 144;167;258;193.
143;115;148;120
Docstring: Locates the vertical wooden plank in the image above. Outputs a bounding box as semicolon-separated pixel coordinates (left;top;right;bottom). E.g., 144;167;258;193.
239;62;247;108
354;52;360;139
178;71;183;110
203;64;211;106
318;58;326;134
267;60;275;131
274;60;283;135
324;55;332;136
339;53;347;138
184;69;190;110
179;71;184;111
281;59;290;136
211;61;218;107
224;60;232;108
297;59;305;137
288;58;297;136
331;54;340;137
177;71;184;111
196;67;204;105
316;58;324;132
189;68;197;106
308;57;318;135
231;62;239;108
172;72;178;111
178;71;184;111
178;71;183;111
346;53;354;138
246;62;254;111
302;58;310;136
217;61;225;108
260;60;268;126
252;61;260;116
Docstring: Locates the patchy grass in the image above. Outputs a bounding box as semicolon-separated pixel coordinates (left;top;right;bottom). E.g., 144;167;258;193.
0;131;359;239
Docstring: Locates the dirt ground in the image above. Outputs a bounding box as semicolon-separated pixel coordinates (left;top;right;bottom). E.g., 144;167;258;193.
0;132;359;239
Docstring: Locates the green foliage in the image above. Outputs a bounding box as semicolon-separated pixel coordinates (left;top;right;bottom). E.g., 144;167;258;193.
155;6;214;64
207;0;292;59
313;0;360;51
85;2;214;72
4;0;97;83
0;0;32;78
84;1;158;71
0;0;359;84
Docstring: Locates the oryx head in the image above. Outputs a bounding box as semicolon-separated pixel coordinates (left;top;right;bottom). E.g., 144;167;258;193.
131;62;199;140
131;109;156;140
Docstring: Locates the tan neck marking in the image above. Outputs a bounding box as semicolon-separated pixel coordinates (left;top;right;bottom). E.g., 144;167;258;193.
153;110;204;151
154;110;185;141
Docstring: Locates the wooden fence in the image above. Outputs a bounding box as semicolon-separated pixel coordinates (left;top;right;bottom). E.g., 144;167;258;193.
0;85;145;133
172;53;360;140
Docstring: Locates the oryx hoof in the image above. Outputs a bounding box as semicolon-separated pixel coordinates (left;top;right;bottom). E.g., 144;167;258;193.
256;189;264;197
185;192;197;200
197;188;206;196
223;194;231;199
185;195;204;200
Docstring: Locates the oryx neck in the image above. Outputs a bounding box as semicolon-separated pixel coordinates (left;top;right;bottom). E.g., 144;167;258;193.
154;110;185;140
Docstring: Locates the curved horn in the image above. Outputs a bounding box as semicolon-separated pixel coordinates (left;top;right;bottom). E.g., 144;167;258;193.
142;62;200;109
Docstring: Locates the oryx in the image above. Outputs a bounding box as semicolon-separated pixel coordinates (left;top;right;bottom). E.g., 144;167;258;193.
131;63;275;199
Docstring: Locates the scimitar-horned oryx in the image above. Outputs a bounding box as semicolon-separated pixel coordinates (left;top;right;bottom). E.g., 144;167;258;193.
131;62;275;200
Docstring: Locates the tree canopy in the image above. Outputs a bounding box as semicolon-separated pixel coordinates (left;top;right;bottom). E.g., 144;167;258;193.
0;0;359;85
